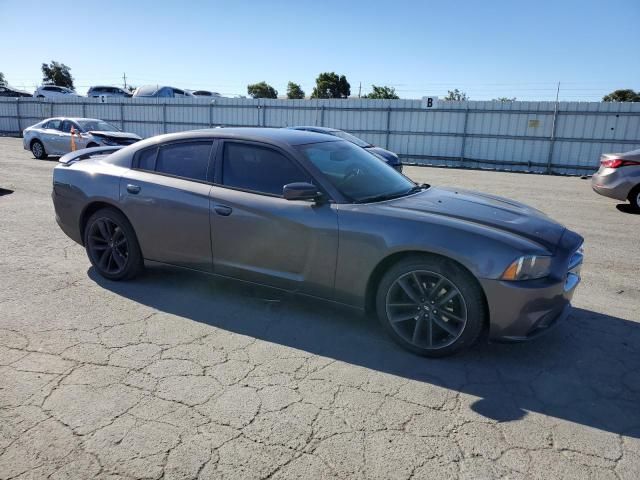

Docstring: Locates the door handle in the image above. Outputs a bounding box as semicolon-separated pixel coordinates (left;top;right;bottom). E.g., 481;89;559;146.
214;204;232;216
126;184;141;194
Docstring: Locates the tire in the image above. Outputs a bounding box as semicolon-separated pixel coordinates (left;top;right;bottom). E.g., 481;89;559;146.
628;185;640;212
84;208;143;281
31;140;47;160
375;255;486;357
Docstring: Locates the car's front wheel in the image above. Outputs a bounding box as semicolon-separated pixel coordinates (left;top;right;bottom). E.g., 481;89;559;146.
376;256;486;357
31;140;47;159
84;208;143;281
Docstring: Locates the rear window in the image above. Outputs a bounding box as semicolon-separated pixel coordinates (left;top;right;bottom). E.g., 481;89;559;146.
45;119;62;130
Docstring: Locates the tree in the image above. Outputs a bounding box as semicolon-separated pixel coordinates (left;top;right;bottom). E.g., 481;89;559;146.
286;82;305;99
444;89;469;101
41;61;74;89
127;85;136;93
602;89;640;102
363;85;399;99
493;97;517;102
0;72;5;86
310;72;350;99
247;81;278;99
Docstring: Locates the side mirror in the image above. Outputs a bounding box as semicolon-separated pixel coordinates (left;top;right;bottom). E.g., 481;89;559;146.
283;182;321;202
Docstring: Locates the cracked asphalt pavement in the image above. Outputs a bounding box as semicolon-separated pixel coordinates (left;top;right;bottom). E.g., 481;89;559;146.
1;136;639;479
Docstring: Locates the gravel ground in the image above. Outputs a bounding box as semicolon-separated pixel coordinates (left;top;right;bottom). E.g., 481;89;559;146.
1;136;639;480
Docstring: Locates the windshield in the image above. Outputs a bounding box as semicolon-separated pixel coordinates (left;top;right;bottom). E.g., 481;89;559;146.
76;120;120;132
330;130;371;148
297;140;415;203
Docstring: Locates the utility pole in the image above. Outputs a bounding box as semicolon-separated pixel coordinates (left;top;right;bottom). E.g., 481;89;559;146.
358;82;361;98
122;73;127;90
555;81;560;103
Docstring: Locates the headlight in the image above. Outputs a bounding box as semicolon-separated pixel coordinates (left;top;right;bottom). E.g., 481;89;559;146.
501;255;551;281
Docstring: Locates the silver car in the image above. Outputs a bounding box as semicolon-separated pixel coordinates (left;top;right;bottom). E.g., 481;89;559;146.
23;117;141;159
52;128;584;357
133;85;194;98
87;86;132;98
592;148;640;210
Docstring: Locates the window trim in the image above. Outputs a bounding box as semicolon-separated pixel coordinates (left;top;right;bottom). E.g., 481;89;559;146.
214;139;324;199
131;139;217;185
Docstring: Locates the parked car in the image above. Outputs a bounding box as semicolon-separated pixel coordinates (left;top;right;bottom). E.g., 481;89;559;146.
0;84;31;97
287;126;403;172
23;117;141;159
132;85;194;98
87;86;132;98
592;148;640;211
52;128;583;357
190;90;222;98
34;85;81;99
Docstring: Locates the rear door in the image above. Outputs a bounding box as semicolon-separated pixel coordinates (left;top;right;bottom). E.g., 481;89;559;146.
119;140;216;271
209;140;339;298
41;119;64;154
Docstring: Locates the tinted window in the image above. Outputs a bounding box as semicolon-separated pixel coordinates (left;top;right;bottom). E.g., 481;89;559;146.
222;143;310;196
44;86;60;92
136;147;157;171
45;120;62;130
155;142;211;181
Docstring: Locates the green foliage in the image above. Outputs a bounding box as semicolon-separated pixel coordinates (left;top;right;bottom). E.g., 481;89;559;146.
286;82;305;99
127;85;136;93
247;81;278;99
311;72;350;99
443;89;469;101
602;89;640;102
493;97;517;102
0;72;5;86
363;85;399;99
41;61;74;89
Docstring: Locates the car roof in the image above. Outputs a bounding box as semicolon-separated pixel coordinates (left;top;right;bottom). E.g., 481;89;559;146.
288;126;339;133
136;127;343;147
40;117;108;124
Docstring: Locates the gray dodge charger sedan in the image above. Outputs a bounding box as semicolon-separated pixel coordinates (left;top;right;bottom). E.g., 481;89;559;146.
52;128;584;356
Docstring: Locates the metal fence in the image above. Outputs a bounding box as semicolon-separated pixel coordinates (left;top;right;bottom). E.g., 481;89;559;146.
1;97;639;175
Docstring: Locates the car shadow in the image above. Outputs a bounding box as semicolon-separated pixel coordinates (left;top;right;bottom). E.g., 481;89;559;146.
616;203;640;215
89;265;640;438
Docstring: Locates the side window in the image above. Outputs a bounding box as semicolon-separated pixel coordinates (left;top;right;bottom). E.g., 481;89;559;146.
136;147;158;171
154;142;212;182
46;119;62;130
222;143;310;196
60;121;73;133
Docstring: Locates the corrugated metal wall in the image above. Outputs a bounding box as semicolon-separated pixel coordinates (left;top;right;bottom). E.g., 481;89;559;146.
1;97;639;175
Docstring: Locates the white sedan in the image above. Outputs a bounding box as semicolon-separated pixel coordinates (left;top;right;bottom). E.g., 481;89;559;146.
23;117;141;159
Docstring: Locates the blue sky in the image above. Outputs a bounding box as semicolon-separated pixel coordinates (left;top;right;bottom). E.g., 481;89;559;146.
1;0;638;100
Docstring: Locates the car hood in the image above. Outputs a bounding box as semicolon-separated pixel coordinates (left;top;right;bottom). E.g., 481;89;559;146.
88;131;141;140
365;145;400;164
378;187;566;251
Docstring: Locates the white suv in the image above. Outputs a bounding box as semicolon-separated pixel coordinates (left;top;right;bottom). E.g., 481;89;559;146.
34;85;81;99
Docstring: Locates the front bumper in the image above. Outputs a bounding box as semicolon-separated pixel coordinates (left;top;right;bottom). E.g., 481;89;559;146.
481;243;583;341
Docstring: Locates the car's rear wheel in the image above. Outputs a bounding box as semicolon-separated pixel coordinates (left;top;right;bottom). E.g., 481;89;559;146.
31;140;47;159
628;186;640;212
376;256;486;357
84;208;143;281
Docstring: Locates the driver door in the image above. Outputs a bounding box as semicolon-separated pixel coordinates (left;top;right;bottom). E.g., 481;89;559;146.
210;140;339;299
